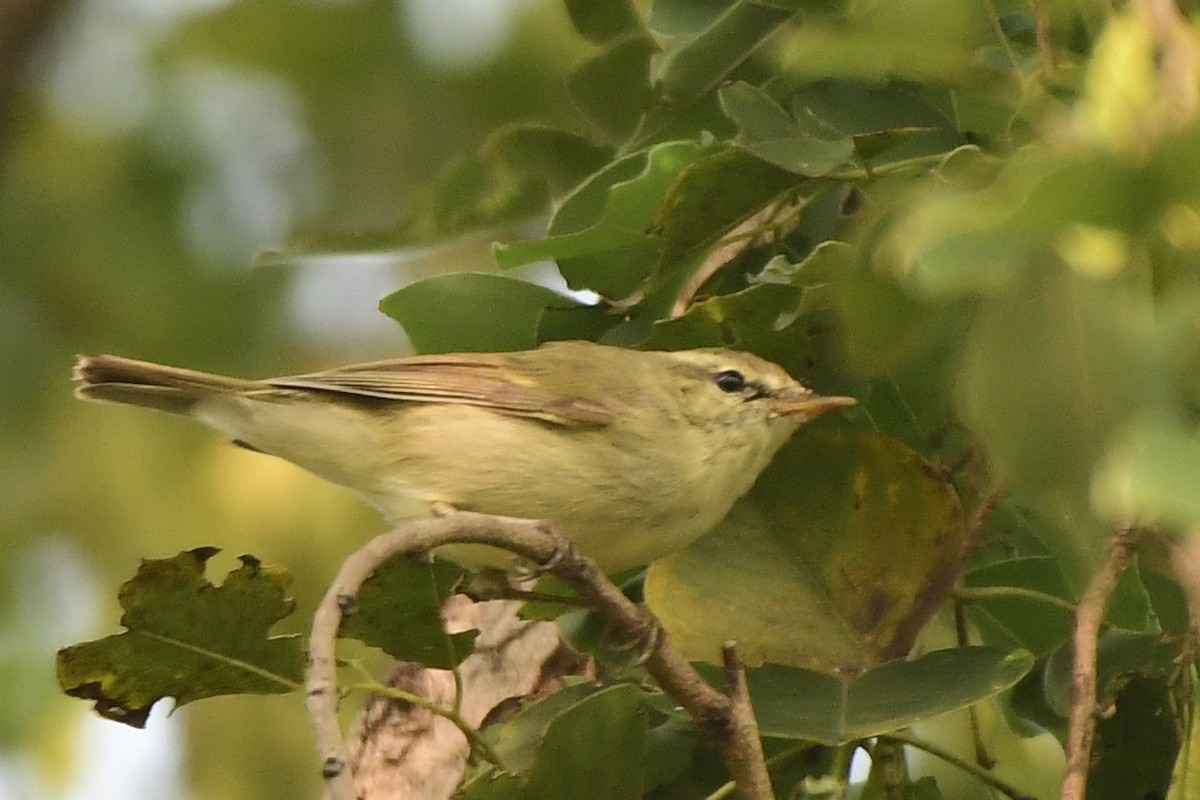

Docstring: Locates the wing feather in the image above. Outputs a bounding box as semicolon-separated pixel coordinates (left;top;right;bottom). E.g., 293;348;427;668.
266;354;614;426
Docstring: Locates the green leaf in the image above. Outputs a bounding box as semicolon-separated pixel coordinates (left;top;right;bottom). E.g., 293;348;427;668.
773;3;994;85
653;2;795;110
483;681;605;775
963;557;1074;657
1088;676;1178;800
392;154;546;244
483;125;614;198
495;141;707;298
537;303;621;344
647;0;735;35
1042;630;1170;718
1168;688;1200;800
648;146;800;278
56;549;303;728
791;82;957;140
718;83;854;175
957;269;1169;586
702;647;1033;744
338;556;473;669
464;682;646;799
787;82;962;169
1142;569;1189;637
645;430;965;673
641;282;802;351
564;0;643;43
566;33;659;143
379;272;585;354
263;128;610;262
1092;416;1200;532
522;683;645;799
642;713;699;791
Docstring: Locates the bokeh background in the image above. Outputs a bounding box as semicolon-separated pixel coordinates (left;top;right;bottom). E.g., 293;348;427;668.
0;1;585;797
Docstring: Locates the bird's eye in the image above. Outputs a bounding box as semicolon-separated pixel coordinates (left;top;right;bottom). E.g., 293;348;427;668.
713;370;746;393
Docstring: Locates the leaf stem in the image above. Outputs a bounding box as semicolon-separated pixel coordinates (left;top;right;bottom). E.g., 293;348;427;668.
818;152;950;182
953;585;1080;616
137;631;302;691
343;675;505;769
882;731;1037;800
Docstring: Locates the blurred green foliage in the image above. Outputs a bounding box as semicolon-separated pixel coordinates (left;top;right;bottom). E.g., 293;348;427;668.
11;0;1200;797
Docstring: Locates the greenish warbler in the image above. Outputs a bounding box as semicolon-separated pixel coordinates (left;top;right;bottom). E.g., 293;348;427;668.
73;342;854;570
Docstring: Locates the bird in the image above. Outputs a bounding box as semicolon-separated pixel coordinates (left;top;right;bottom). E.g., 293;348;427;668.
73;341;854;571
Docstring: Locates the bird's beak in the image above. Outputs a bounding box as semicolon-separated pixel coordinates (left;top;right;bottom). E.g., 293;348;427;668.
768;390;857;417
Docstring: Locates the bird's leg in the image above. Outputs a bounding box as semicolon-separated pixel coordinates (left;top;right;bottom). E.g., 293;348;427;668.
429;501;458;517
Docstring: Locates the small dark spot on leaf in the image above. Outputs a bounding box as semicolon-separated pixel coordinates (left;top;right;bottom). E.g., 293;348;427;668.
867;589;890;627
841;187;863;216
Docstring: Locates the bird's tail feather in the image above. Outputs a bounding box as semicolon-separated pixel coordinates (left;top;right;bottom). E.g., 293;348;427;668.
73;354;258;415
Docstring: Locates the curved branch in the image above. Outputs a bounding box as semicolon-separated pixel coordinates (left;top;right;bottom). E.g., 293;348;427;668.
307;511;772;800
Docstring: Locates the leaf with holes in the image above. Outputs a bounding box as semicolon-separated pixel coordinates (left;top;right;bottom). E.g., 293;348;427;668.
56;549;303;728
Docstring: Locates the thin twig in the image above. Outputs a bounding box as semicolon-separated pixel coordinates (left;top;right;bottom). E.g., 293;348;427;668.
342;680;504;768
307;511;773;800
953;600;996;769
964;487;1003;553
1061;526;1141;800
342;660;504;767
1032;0;1055;77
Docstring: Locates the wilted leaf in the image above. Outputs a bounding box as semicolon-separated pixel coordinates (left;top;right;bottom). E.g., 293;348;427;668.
56;549;303;727
645;429;966;672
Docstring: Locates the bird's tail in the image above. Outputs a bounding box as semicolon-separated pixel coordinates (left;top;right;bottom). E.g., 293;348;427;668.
73;354;259;416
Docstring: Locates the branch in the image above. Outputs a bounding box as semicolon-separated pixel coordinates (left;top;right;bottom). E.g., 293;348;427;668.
1060;526;1140;800
306;511;773;800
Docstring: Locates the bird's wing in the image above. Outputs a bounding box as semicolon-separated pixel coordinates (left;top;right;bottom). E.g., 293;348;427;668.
267;354;615;427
